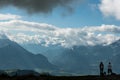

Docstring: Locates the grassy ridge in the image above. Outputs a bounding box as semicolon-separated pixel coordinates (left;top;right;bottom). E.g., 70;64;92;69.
0;75;119;80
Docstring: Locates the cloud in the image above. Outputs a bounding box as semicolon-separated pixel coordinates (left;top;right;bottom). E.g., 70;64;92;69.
0;20;120;48
0;13;21;20
82;24;120;33
0;0;80;14
99;0;120;20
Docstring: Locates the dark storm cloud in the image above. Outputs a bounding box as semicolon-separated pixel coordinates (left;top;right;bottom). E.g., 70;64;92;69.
0;0;79;14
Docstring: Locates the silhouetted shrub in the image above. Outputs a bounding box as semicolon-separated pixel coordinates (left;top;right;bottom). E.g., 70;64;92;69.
0;73;9;77
40;72;52;77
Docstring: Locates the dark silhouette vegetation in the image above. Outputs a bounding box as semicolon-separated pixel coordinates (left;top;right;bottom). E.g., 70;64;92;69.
0;69;119;80
0;73;120;80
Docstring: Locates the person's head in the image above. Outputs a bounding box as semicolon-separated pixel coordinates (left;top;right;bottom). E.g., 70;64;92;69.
100;62;103;64
109;62;111;64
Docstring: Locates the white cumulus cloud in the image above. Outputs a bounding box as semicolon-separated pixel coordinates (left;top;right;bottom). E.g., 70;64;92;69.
0;13;21;20
0;20;120;48
99;0;120;20
0;20;57;32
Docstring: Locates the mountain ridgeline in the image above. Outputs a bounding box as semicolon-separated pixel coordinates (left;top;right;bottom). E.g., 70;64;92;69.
0;39;57;71
21;39;120;75
52;40;120;74
0;38;120;75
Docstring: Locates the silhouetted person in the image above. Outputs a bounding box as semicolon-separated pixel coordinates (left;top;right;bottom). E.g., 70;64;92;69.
99;62;104;76
108;62;112;75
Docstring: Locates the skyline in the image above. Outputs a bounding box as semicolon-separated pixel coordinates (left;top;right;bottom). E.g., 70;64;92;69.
0;0;120;48
0;0;120;27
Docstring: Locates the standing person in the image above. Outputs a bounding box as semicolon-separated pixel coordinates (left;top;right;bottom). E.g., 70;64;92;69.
99;62;104;76
108;62;112;75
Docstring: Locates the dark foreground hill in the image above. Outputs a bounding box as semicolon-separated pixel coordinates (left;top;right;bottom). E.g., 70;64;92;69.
0;75;120;80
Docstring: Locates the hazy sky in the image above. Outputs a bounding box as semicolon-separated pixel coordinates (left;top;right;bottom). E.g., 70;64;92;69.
0;0;120;48
0;0;120;27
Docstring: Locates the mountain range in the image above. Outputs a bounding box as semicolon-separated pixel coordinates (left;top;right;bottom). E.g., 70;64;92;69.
21;39;120;75
0;37;120;75
0;39;57;71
